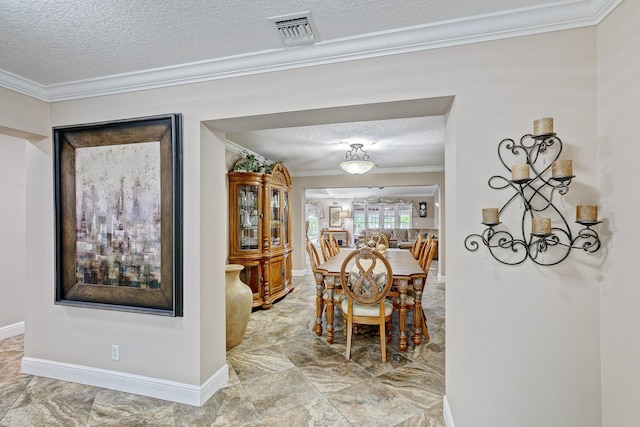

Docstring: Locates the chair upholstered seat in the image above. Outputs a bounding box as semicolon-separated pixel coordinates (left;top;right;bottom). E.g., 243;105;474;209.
342;299;393;317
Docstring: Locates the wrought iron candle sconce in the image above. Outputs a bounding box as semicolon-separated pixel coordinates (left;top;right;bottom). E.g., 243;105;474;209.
465;118;602;266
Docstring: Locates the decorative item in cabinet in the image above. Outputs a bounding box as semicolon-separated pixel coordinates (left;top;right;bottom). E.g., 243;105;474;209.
228;162;294;309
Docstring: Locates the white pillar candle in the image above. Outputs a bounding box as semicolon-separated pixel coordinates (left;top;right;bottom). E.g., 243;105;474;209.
511;164;530;181
534;117;554;135
551;160;573;178
531;217;551;235
576;205;598;222
482;208;499;224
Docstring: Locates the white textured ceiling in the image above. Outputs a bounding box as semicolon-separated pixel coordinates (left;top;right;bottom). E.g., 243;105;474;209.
210;97;451;177
2;0;562;86
0;0;619;101
0;0;622;189
226;116;445;176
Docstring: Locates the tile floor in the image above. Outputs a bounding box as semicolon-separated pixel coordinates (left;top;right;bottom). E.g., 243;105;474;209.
0;261;445;426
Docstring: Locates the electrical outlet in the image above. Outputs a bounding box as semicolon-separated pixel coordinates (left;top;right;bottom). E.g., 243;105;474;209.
111;345;119;361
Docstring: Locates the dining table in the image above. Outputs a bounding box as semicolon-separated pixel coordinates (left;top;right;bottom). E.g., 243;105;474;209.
313;247;427;351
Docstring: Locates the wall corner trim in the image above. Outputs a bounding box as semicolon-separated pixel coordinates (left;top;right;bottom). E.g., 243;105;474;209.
0;322;25;341
443;395;455;427
20;357;228;407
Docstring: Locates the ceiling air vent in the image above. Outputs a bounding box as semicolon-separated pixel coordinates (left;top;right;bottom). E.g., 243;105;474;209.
269;12;319;46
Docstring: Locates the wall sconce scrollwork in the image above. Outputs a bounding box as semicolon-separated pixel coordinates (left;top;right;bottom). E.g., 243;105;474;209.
465;118;602;266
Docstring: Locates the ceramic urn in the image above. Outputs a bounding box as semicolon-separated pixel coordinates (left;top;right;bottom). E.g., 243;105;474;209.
225;264;253;349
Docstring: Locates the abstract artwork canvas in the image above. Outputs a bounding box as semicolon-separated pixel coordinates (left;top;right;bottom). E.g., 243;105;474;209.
53;114;183;316
75;142;161;289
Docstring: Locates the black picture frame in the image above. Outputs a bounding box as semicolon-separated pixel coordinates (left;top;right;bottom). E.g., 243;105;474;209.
53;114;183;316
419;201;427;217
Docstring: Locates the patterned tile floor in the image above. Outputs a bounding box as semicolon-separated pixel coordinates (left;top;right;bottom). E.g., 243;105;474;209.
0;261;445;426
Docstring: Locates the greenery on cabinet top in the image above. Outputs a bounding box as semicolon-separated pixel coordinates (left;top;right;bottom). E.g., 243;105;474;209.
231;150;282;174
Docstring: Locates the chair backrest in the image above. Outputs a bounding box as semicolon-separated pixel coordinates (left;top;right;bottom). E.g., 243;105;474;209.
410;233;424;259
419;237;436;273
328;234;341;254
318;234;332;262
340;247;393;306
365;231;389;248
417;236;432;267
305;238;322;271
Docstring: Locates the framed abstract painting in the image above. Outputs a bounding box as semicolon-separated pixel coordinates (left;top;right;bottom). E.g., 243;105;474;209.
53;114;183;316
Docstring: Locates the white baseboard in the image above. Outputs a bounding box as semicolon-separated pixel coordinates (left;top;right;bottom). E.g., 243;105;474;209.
21;357;228;407
438;274;446;282
292;268;307;277
0;321;25;340
443;395;455;427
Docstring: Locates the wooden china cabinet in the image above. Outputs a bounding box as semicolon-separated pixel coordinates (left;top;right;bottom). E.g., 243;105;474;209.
228;162;293;309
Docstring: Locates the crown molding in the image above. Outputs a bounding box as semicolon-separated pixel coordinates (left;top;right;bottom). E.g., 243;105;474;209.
224;139;268;162
0;0;623;102
0;69;47;101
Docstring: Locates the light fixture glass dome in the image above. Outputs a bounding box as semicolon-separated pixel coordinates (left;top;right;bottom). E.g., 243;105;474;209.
340;160;375;175
340;143;375;175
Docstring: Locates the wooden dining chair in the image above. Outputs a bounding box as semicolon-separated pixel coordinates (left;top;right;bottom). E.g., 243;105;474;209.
419;237;436;273
410;233;424;259
365;231;389;248
318;234;332;262
328;234;341;255
389;239;428;310
305;238;322;268
417;239;437;339
417;237;433;268
390;237;435;340
307;239;341;336
340;246;394;363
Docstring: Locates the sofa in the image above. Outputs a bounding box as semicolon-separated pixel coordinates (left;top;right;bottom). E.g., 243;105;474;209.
356;228;438;249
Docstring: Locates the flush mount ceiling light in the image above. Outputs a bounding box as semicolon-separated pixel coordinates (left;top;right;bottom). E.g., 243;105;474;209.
340;143;375;175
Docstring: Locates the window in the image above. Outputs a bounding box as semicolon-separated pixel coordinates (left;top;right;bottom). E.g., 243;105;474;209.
383;206;396;228
305;203;320;241
355;203;413;230
398;205;412;228
366;206;380;228
353;205;366;236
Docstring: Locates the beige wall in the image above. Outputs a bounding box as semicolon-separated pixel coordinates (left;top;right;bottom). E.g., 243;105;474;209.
441;29;600;427
0;135;26;330
23;108;226;387
2;20;618;424
0;86;49;139
597;1;640;426
0;93;48;337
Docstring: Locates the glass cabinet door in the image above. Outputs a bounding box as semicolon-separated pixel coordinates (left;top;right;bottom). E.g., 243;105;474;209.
270;187;281;247
237;184;260;250
283;190;289;246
